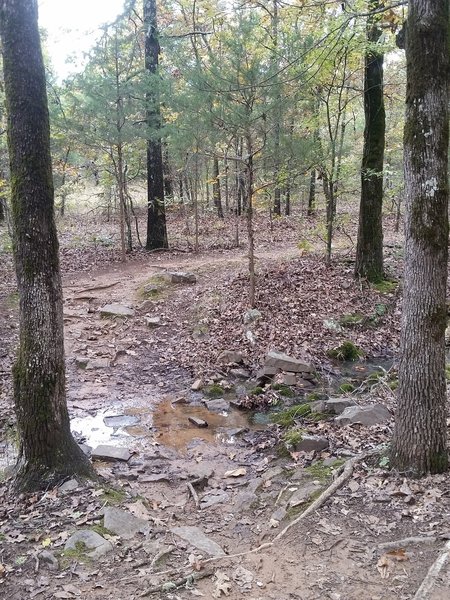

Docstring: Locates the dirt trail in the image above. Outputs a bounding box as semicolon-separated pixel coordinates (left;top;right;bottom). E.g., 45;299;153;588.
1;242;449;600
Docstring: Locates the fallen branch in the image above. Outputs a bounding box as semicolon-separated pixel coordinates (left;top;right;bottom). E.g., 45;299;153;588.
139;567;214;597
75;281;120;294
377;536;438;552
412;540;450;600
187;482;200;509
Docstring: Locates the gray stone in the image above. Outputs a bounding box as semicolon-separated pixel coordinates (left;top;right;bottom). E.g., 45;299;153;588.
297;378;314;388
288;481;322;508
243;309;262;324
145;316;161;327
91;445;131;462
334;404;392;426
256;365;279;380
280;373;297;386
261;466;285;482
75;356;89;369
264;351;313;374
99;303;134;318
103;507;151;540
86;358;111;370
218;350;244;365
103;415;139;428
78;443;92;456
191;378;203;391
38;550;59;571
234;491;258;512
271;507;287;522
229;368;251;379
203;399;230;413
59;479;79;493
170;526;225;557
188;416;208;428
309;400;327;413
293;435;329;453
163;271;197;284
200;489;230;509
64;530;113;559
325;397;357;415
139;473;171;483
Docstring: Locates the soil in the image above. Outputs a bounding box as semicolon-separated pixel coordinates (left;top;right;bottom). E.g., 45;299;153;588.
0;211;449;600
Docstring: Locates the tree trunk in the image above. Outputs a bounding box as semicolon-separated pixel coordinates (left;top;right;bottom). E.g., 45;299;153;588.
391;0;449;475
245;135;256;309
0;0;94;491
144;0;168;250
272;0;281;217
354;0;385;282
307;170;316;216
212;156;224;218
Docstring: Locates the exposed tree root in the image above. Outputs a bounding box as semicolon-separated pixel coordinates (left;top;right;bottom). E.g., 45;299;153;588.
139;566;214;597
412;540;450;600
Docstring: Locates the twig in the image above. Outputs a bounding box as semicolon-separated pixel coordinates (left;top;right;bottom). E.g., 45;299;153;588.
412;540;450;600
75;281;120;294
377;536;438;552
187;482;200;508
139;567;214;597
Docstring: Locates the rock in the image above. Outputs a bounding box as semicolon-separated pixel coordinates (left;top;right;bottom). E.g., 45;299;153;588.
200;489;230;509
218;350;244;365
191;378;203;391
91;445;131;462
86;358;111;370
280;373;297;386
170;526;225;557
203;398;230;413
99;303;134;318
293;435;329;453
288;481;322;508
188;462;215;480
309;400;327;413
256;365;279;381
233;566;254;590
325;397;357;415
59;479;79;493
188;416;208;428
103;415;139;428
145;316;161;327
230;368;251;379
271;507;287;522
323;457;339;467
64;530;113;559
163;271;197;284
243;309;262;324
334;404;392;426
141;284;160;297
103;507;151;540
234;491;258;512
297;378;314;388
138;299;155;312
75;356;89;369
264;351;313;374
139;473;171;483
38;550;59;571
261;466;285;482
78;443;92;456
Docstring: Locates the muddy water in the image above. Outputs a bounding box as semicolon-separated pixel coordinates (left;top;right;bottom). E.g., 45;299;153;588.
152;398;254;450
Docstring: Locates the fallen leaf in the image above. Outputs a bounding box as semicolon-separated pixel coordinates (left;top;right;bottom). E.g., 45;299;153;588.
386;548;408;562
224;468;246;478
377;554;390;579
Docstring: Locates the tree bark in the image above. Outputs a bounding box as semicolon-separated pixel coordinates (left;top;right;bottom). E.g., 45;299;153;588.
307;169;316;216
391;0;449;475
354;0;385;282
0;0;94;491
212;156;224;218
144;0;168;250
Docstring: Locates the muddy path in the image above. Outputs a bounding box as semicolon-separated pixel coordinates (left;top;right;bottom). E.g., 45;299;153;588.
1;242;449;600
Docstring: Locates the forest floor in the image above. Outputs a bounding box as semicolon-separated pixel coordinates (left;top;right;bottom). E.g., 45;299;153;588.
0;207;450;600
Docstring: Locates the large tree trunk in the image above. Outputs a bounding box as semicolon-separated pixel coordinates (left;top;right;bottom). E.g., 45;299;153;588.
391;0;449;475
0;0;94;491
144;0;168;250
354;0;385;282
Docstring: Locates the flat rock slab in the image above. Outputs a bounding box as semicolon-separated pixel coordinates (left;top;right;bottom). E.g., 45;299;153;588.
335;404;392;426
103;415;139;428
145;316;162;327
188;416;208;428
325;397;357;415
218;350;244;365
163;271;197;284
99;303;134;317
170;526;225;557
103;507;151;540
203;399;230;413
64;530;113;559
92;445;131;462
288;481;322;508
200;489;230;509
264;351;313;374
59;479;79;493
293;435;329;453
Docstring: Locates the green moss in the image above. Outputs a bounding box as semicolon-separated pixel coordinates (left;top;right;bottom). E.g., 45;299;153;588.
446;363;450;380
283;429;303;446
272;383;295;398
327;341;362;361
305;461;333;482
372;279;398;294
305;392;321;402
6;291;19;308
249;386;265;396
271;403;311;426
205;384;224;398
338;382;355;393
308;412;329;422
297;239;313;252
339;313;365;327
91;523;114;537
389;379;398;390
99;486;127;505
